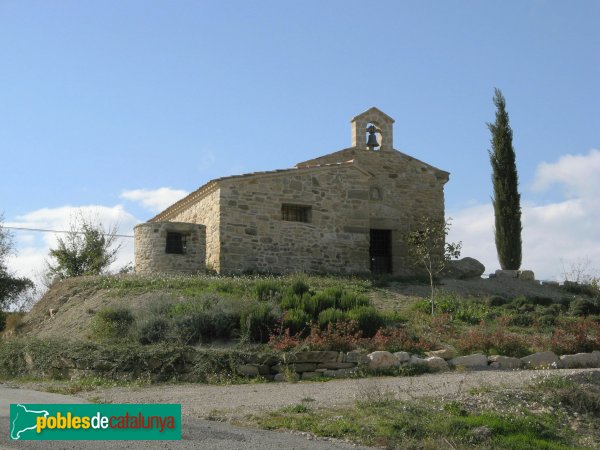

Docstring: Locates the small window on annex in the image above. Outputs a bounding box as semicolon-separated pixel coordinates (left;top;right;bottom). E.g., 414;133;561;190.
165;232;186;254
281;204;311;223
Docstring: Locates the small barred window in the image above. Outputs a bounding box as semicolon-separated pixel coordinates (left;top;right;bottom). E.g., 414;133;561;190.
166;232;186;254
281;204;311;223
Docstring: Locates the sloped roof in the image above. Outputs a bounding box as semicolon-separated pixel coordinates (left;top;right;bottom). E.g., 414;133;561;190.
149;160;372;222
351;106;395;123
295;147;449;177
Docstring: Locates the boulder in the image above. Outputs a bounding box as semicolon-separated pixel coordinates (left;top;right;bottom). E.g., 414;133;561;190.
521;351;562;369
487;355;522;369
408;355;425;365
560;353;599;369
518;270;535;281
346;351;370;365
274;372;299;382
301;371;321;380
316;362;357;370
449;354;489;369
287;351;339;363
495;270;519;279
237;364;260;377
442;257;485;279
393;351;411;363
426;345;457;360
422;356;449;371
323;368;358;378
367;351;400;370
272;363;317;373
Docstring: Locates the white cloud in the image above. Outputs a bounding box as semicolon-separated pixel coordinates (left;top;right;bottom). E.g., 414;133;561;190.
120;187;189;213
5;205;138;283
532;149;600;198
450;149;600;281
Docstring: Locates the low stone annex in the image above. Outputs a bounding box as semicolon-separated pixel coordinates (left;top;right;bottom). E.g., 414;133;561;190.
134;107;449;276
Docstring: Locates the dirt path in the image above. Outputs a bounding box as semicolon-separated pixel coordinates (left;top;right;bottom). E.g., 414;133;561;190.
80;368;599;420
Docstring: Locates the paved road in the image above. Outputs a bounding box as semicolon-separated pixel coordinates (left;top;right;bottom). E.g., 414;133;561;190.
0;385;371;450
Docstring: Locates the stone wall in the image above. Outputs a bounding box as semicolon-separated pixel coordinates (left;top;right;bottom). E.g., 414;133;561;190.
297;148;448;275
167;187;221;272
134;222;206;275
217;165;373;274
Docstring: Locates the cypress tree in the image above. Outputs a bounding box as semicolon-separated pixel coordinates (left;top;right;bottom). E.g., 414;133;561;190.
488;88;522;270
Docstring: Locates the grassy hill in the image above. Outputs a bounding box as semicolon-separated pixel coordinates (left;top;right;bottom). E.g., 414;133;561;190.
3;273;598;359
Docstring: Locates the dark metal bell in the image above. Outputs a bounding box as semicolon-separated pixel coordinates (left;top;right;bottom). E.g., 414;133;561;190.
366;125;380;149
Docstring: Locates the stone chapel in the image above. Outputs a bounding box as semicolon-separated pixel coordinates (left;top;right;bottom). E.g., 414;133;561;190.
134;107;449;276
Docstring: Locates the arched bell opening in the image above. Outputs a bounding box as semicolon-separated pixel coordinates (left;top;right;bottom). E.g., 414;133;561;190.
366;123;382;151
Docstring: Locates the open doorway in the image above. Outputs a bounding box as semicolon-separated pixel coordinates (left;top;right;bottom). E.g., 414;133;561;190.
370;229;392;274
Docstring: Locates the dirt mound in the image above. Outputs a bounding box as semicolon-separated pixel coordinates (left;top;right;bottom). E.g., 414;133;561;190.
14;278;172;342
391;277;570;301
9;274;579;343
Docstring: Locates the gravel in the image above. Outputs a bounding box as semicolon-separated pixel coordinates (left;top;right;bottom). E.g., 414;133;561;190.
81;368;600;420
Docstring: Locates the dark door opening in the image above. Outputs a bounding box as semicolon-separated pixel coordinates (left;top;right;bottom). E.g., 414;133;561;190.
370;229;392;274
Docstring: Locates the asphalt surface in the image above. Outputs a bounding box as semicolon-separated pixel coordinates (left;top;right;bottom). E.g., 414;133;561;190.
0;385;371;450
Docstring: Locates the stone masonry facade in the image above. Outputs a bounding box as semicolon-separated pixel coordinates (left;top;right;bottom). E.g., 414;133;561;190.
135;107;449;276
134;222;206;274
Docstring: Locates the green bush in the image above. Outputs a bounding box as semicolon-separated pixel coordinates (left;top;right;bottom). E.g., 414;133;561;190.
290;278;310;297
255;280;283;301
541;304;563;317
487;295;508;307
92;307;135;340
508;313;534;327
570;298;600;316
538;314;556;326
511;295;528;307
347;306;385;337
212;309;240;339
0;310;6;332
173;312;213;344
527;296;553;306
339;291;370;311
137;317;170;344
282;308;311;335
302;292;335;318
318;308;347;329
279;293;302;311
240;302;279;343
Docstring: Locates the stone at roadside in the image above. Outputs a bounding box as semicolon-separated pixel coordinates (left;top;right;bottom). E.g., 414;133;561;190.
393;351;411;363
559;353;599;369
346;351;370;365
272;363;317;373
449;354;489;369
408;355;424;365
316;362;357;370
426;345;457;360
487;355;522;369
323;368;358;378
367;351;400;370
518;270;535;281
237;364;260;377
274;372;299;382
495;270;519;279
286;351;339;363
422;356;449;371
442;257;485;279
521;351;562;369
301;371;322;380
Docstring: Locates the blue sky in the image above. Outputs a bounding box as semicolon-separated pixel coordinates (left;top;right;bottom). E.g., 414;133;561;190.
1;1;599;282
